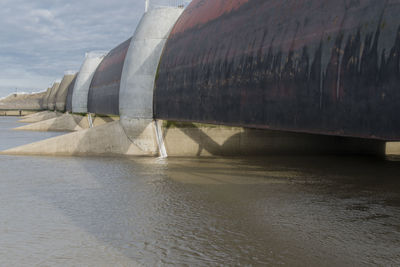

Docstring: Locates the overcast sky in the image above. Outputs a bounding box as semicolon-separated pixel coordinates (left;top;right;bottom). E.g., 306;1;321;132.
0;0;147;97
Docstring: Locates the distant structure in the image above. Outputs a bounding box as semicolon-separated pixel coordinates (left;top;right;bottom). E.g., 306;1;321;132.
55;72;77;112
45;82;60;111
65;76;77;113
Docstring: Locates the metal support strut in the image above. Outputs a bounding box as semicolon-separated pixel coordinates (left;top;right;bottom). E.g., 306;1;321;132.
154;120;168;158
87;113;94;128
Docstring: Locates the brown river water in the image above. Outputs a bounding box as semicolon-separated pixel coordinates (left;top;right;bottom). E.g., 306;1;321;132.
0;116;400;266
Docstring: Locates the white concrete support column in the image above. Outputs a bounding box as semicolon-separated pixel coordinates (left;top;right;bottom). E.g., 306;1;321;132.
119;7;183;156
72;52;106;114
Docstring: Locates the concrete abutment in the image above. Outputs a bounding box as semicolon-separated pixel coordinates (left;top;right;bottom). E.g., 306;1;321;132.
1;113;394;158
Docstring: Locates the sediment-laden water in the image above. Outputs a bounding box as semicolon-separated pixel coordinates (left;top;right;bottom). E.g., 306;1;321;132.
0;117;400;266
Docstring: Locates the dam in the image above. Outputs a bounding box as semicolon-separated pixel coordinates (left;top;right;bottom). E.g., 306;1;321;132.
1;0;400;265
0;0;399;157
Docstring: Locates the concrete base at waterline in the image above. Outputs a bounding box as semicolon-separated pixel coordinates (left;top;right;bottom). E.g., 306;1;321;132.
20;111;49;119
14;114;84;132
2;121;156;156
19;111;61;123
120;117;159;154
1;119;391;157
14;114;119;132
385;142;400;157
161;121;386;157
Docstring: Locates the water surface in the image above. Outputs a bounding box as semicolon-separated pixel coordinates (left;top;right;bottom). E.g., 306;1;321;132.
1;117;400;266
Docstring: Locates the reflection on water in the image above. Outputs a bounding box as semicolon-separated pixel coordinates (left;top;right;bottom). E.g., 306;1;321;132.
1;117;400;266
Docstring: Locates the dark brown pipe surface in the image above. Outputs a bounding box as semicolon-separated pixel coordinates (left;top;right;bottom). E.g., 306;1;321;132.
154;0;400;141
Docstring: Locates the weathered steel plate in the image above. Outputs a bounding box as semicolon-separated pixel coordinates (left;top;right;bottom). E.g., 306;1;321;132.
154;0;400;140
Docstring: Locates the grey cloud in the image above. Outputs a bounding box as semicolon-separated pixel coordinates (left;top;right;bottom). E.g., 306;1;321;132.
0;0;145;96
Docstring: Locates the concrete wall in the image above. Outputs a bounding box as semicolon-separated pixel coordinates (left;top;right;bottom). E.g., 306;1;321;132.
72;52;106;113
2;118;387;157
117;7;184;155
55;73;77;112
161;121;386;157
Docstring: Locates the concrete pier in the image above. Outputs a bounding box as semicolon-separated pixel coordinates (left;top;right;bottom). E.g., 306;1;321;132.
2;121;151;157
119;7;184;157
72;52;106;113
15;114;85;132
1;119;388;157
14;113;118;132
20;110;49;119
18;111;62;123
